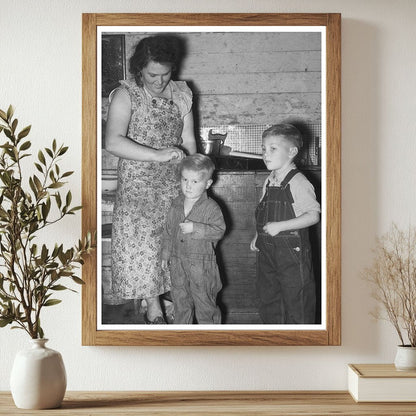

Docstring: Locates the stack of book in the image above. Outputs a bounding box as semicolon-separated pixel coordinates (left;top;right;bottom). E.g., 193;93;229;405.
348;364;416;402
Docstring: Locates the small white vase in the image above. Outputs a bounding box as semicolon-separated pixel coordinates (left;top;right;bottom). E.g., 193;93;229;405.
10;338;67;409
394;345;416;371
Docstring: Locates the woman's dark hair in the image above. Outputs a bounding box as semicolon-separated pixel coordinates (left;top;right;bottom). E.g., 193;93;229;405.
129;35;182;86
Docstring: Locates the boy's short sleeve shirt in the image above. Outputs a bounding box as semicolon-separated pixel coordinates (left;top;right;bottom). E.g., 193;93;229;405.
289;174;321;217
265;163;321;217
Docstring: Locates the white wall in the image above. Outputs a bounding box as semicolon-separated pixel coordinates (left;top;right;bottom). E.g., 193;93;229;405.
1;0;415;391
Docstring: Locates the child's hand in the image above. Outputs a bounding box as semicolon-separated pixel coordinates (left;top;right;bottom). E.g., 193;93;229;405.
250;234;259;252
179;221;194;234
161;259;169;272
263;222;284;237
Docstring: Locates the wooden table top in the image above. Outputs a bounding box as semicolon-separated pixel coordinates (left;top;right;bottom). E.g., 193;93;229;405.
1;391;416;415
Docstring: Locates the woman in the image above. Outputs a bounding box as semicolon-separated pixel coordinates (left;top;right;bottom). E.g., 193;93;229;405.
105;35;196;324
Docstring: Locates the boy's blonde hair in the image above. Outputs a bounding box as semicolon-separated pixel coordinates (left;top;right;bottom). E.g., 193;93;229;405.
179;154;215;179
262;124;303;150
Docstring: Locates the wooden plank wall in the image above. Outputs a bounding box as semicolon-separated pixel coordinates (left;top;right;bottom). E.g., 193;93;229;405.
102;31;321;126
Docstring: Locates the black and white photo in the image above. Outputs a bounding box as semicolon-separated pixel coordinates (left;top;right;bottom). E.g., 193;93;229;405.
81;13;341;346
99;28;324;328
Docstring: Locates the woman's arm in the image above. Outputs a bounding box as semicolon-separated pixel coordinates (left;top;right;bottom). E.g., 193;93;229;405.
105;89;183;162
181;111;197;155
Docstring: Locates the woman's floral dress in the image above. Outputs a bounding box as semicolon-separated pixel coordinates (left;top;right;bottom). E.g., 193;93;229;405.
110;79;192;299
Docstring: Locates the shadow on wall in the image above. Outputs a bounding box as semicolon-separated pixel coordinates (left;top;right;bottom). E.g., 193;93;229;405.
341;19;381;355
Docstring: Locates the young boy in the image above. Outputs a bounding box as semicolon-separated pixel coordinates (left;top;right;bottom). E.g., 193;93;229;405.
250;124;320;324
161;154;226;324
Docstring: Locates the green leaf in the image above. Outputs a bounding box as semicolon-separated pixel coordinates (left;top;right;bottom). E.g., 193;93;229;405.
11;118;18;133
6;105;14;122
45;148;53;158
41;202;50;220
0;109;7;121
71;276;85;285
48;182;64;189
58;146;68;156
52;139;57;152
34;163;43;173
50;284;68;291
33;175;43;192
69;206;82;213
61;171;74;178
0;293;12;302
51;244;59;258
41;244;48;262
29;177;38;197
19;140;31;151
0;317;13;327
55;192;62;208
58;250;67;264
43;299;62;307
17;125;31;140
38;150;46;165
4;128;12;140
29;222;39;234
65;191;72;207
55;244;63;258
38;325;44;339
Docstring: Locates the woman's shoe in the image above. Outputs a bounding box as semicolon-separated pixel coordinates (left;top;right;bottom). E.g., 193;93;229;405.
143;313;166;325
165;313;175;324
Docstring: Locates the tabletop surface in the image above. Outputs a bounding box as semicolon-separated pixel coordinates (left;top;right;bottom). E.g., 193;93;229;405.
1;391;416;415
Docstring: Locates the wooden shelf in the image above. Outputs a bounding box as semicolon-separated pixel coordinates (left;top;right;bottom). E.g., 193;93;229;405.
1;391;416;415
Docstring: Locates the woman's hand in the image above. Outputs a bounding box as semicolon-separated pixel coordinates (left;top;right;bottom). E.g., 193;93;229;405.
250;233;259;252
156;147;185;163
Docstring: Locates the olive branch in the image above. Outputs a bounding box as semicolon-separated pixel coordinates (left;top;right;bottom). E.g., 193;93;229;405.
0;105;94;338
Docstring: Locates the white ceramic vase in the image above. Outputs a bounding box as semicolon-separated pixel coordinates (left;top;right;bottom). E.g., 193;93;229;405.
10;338;67;409
394;345;416;371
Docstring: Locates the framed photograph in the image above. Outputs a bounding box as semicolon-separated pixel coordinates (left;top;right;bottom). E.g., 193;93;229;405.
82;13;341;346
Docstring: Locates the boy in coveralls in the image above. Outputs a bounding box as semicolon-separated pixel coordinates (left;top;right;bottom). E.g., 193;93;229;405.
250;124;320;324
161;154;226;324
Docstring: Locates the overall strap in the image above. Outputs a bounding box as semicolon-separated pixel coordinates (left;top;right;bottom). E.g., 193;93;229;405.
280;169;300;188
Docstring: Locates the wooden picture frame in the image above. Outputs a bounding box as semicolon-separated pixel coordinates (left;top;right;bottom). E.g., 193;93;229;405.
82;13;341;346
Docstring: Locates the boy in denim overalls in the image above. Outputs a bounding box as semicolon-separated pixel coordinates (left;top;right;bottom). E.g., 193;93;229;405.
161;154;226;324
250;124;320;324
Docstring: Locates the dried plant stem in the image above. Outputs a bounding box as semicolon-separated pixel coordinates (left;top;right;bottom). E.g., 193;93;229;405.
363;223;416;347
